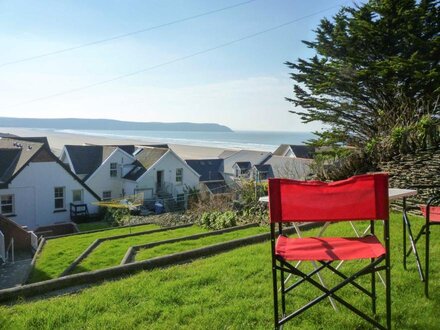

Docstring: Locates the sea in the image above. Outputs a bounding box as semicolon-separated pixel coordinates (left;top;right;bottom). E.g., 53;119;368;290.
55;129;315;152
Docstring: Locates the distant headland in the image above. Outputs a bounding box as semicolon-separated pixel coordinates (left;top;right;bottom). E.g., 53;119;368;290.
0;117;233;132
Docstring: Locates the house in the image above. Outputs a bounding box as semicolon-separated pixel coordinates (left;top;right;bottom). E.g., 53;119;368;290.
0;138;100;230
219;150;272;182
62;144;200;209
249;155;312;181
61;145;137;202
186;159;231;196
273;144;315;159
124;146;200;208
232;161;252;179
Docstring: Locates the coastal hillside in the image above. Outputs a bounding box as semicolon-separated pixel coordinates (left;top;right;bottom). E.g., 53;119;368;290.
0;117;233;132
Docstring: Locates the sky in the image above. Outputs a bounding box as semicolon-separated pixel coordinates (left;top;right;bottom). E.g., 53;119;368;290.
0;0;350;132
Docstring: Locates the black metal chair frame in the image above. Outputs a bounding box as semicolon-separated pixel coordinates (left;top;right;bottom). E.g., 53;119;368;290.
410;196;440;297
270;220;391;330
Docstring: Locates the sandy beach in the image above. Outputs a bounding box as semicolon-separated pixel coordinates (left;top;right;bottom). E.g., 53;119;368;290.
0;127;232;159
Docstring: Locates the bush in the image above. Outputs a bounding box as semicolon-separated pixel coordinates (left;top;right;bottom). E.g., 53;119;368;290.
103;208;130;226
197;211;237;230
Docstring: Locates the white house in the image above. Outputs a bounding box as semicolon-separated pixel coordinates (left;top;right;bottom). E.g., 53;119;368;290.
123;146;200;206
219;149;272;183
272;144;315;159
249;155;312;181
0;138;100;230
62;145;200;209
186;159;231;196
61;145;136;202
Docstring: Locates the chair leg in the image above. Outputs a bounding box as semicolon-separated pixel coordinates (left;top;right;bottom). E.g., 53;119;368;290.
371;258;376;315
425;223;430;298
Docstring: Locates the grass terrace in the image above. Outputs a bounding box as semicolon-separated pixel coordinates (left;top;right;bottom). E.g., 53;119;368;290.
72;225;209;274
3;213;439;329
29;223;159;283
135;225;268;261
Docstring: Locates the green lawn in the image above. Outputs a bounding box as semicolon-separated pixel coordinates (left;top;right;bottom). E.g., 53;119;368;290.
71;226;209;274
76;221;111;232
29;224;159;283
135;226;268;261
4;213;439;329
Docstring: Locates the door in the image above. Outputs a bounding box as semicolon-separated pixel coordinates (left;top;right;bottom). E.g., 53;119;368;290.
156;170;164;191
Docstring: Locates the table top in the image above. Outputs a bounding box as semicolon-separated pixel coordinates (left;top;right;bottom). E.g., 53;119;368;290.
258;188;417;203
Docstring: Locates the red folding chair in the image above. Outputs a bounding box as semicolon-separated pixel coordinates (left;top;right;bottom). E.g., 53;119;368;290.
269;174;391;329
412;197;440;297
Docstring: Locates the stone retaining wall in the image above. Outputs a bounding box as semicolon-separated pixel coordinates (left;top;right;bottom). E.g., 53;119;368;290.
379;147;440;211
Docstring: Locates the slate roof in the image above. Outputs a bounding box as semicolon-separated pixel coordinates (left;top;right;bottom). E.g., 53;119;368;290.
253;164;271;172
135;147;168;170
186;159;224;182
64;145;111;179
205;181;230;194
0;139;44;184
263;155;312;179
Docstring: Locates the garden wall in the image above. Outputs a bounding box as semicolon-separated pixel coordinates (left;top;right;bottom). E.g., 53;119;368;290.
379;147;440;210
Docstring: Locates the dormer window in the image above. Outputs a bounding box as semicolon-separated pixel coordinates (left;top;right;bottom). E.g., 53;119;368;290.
110;163;118;177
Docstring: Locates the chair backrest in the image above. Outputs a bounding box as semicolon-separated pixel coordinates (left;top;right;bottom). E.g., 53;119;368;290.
269;174;389;223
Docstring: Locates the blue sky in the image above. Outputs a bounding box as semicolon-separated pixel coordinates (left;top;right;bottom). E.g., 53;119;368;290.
0;0;349;131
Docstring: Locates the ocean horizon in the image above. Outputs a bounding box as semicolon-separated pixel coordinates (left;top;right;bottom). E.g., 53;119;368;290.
49;129;315;152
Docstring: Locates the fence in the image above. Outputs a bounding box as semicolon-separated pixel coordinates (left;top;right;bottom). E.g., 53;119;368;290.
30;232;38;251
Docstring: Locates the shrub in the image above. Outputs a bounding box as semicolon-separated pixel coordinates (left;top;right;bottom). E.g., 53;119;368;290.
197;211;237;230
103;208;130;226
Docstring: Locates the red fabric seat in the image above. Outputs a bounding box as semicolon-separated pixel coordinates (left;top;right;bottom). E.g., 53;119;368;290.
276;235;386;261
419;205;440;222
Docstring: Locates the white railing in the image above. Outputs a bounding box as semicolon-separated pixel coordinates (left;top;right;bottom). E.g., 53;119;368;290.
0;230;5;264
5;238;14;264
30;231;38;251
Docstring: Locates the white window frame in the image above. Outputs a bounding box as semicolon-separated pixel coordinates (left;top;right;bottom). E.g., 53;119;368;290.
0;194;15;215
176;168;183;184
72;189;84;203
110;162;118;177
54;187;65;210
102;191;112;201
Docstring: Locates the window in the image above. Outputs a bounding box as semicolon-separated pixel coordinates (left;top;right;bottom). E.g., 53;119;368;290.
176;168;183;183
1;194;14;215
72;189;83;203
110;163;118;177
259;172;268;180
54;187;65;210
103;191;112;201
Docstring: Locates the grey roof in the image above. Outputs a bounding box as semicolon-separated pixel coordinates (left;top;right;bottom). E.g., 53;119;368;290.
186;159;224;182
0;139;44;184
135;147;168;169
205;181;230;194
263;155;312;179
273;144;315;159
123;160;147;181
65;145;111;179
218;149;238;159
0;133;18;138
253;164;271;172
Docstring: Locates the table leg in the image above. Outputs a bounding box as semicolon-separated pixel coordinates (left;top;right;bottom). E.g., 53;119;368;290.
402;197;424;281
403;208;407;270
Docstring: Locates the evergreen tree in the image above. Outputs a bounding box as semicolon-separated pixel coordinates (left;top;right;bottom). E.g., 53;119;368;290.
287;0;440;157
